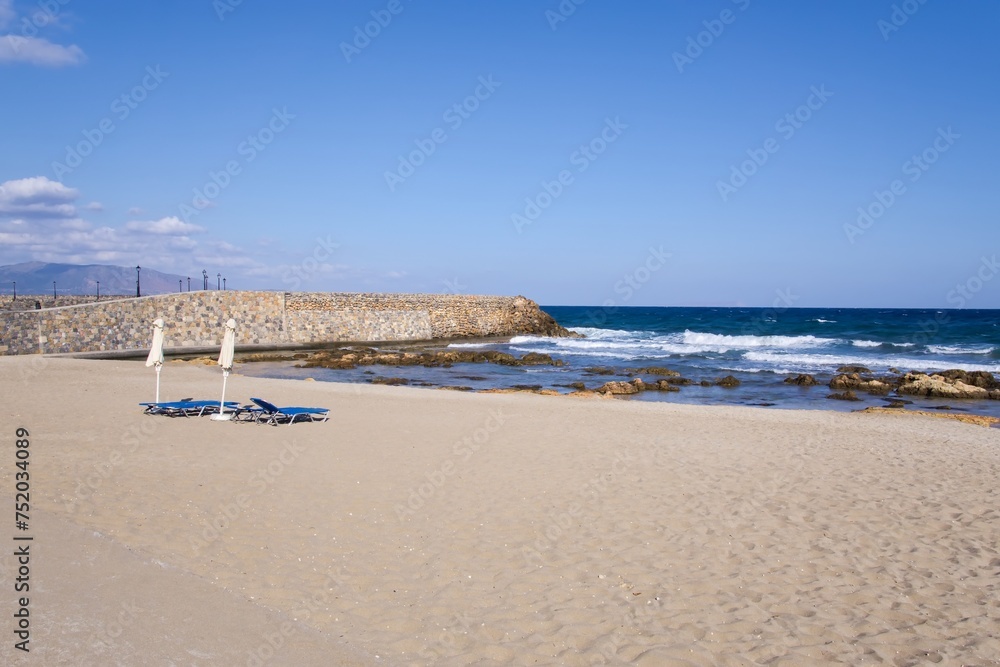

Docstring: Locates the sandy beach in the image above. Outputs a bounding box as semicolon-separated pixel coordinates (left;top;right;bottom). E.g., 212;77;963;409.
2;355;999;666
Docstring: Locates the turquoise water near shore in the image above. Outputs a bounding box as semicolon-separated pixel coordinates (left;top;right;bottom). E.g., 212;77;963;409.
239;306;1000;418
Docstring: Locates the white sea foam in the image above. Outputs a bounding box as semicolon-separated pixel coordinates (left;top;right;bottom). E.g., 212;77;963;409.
544;338;653;351
507;327;848;360
681;331;838;349
848;340;914;349
565;327;635;338
927;344;995;355
500;325;999;373
509;346;647;360
720;366;789;374
507;335;549;345
743;351;1000;374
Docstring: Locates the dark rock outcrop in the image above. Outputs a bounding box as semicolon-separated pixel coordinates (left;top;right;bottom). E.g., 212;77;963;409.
716;375;741;388
292;347;566;371
241;353;297;362
627;366;680;377
784;374;819;386
596;379;644;395
370;377;410;385
518;352;560;365
932;369;1000;390
504;296;581;338
829;373;892;395
827;390;862;401
896;372;993;400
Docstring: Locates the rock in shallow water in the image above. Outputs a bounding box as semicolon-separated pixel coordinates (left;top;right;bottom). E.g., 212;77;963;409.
370;377;409;385
292;347;565;370
626;366;680;377
653;380;680;392
836;365;871;374
716;375;741;388
596;380;643;395
932;369;1000;390
829;373;892;395
896;372;992;399
827;390;862;401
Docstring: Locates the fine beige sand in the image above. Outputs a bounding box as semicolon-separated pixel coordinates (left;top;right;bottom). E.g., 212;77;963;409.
2;356;999;666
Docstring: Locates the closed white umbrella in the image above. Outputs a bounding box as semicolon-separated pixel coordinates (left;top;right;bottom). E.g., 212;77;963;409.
211;318;237;421
144;318;165;403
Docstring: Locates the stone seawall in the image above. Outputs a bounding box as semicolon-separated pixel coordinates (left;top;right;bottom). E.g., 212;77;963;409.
0;291;567;356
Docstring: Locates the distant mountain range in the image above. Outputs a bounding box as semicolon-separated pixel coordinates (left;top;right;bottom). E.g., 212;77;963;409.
0;262;192;296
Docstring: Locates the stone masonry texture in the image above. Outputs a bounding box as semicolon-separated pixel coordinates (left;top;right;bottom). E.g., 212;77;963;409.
0;292;560;355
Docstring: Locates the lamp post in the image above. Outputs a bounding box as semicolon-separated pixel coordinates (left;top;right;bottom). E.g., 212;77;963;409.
223;277;226;290
179;279;182;293
96;281;100;300
187;277;191;291
11;281;14;301
202;270;208;290
53;281;56;299
136;265;141;298
217;273;221;290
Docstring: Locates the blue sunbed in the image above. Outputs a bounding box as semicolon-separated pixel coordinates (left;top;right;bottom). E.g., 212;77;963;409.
247;397;329;425
141;400;240;417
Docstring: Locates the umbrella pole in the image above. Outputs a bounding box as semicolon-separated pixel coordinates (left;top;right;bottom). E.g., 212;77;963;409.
155;363;162;403
220;369;229;411
212;369;233;421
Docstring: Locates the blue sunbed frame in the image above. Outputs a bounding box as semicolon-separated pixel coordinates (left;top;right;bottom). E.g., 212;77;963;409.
141;400;240;417
246;397;329;425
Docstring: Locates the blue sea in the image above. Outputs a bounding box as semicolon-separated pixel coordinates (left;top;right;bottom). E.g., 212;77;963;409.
241;307;1000;418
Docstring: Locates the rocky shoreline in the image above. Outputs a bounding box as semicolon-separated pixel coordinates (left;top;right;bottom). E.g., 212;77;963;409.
226;346;1000;408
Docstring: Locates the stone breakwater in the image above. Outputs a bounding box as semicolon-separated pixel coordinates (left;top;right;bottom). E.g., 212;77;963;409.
0;291;572;356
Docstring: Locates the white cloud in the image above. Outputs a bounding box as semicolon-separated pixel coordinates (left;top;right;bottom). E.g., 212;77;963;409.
0;2;85;67
0;176;79;218
125;216;205;235
0;179;199;269
0;177;362;288
59;219;91;230
0;35;85;67
1;201;76;218
0;231;32;245
167;237;197;250
127;206;142;216
193;254;259;269
0;175;77;203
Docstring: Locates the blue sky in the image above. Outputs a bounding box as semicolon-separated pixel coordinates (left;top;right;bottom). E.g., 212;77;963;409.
1;0;997;307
